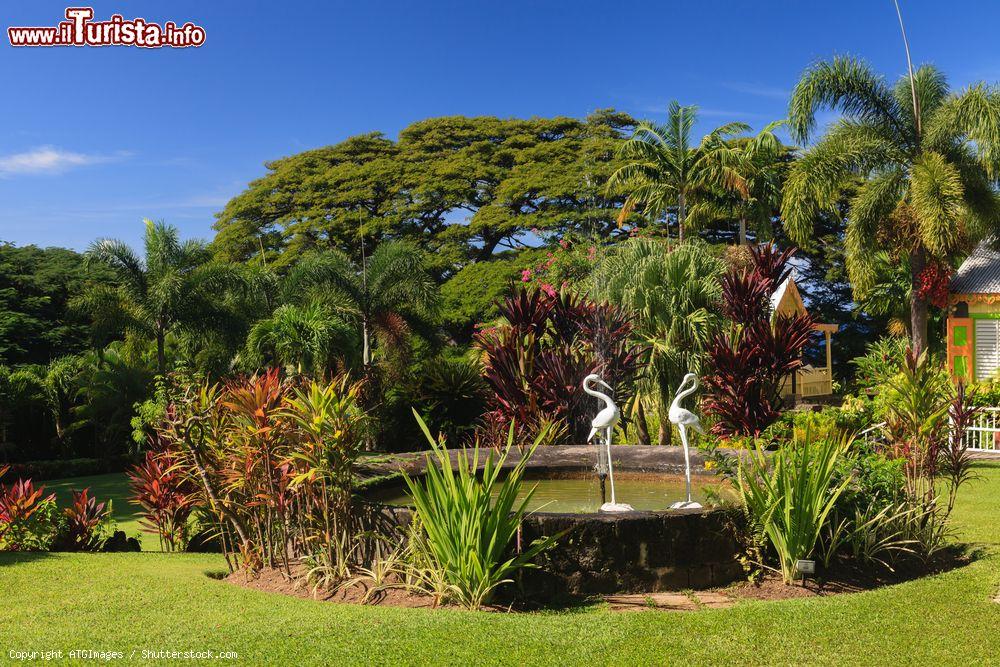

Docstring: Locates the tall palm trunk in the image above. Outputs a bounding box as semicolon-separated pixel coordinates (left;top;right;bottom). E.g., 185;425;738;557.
156;330;166;376
677;192;686;243
635;400;650;447
739;216;747;245
910;245;929;355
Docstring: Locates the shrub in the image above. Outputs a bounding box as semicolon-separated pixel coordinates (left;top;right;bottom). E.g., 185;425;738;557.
738;429;852;583
416;358;489;445
476;286;644;445
58;488;112;551
1;458;107;482
152;372;370;578
850;336;910;394
128;445;197;552
702;245;815;437
403;414;558;610
0;475;61;551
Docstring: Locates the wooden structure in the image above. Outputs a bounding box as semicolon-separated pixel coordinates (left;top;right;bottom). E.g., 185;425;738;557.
771;276;838;400
947;241;1000;383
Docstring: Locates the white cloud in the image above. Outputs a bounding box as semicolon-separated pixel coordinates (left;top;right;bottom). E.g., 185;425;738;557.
0;146;127;176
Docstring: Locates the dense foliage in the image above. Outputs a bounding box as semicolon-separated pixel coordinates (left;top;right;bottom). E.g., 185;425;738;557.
702;245;815;436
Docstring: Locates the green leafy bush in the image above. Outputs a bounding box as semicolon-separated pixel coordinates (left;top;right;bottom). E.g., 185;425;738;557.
403;414;558;610
416;358;489;445
738;429;852;583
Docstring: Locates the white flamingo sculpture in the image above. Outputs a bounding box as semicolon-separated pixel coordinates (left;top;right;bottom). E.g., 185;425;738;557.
668;373;704;509
583;374;633;512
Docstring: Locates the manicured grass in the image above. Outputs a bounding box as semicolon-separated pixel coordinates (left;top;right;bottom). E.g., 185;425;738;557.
1;464;998;665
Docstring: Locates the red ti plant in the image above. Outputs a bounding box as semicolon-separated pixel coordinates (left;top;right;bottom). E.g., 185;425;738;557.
0;476;56;550
62;488;110;551
702;244;816;437
129;436;197;552
476;287;644;444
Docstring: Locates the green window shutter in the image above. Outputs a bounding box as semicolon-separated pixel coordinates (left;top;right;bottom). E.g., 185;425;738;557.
954;326;968;347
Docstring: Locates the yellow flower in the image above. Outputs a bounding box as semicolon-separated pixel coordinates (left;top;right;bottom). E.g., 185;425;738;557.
704;460;717;470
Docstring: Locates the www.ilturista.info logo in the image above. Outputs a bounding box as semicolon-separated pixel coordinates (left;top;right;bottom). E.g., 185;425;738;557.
8;7;205;48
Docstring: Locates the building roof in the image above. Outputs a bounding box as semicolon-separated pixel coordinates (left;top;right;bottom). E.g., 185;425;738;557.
951;241;1000;294
770;275;791;313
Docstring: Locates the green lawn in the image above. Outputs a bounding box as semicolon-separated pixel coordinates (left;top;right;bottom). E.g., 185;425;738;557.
1;463;998;665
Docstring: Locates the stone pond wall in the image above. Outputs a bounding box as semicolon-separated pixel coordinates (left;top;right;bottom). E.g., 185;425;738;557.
518;507;745;597
379;505;745;598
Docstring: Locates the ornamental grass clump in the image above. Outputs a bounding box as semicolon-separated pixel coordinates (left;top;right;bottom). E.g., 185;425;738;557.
403;413;558;610
738;428;851;583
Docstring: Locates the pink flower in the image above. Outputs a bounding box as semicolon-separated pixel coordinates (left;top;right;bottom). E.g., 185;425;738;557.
559;239;570;249
521;269;532;282
540;282;557;297
588;246;596;260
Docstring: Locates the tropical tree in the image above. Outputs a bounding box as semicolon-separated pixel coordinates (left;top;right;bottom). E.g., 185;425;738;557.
597;239;724;445
781;57;1000;353
691;122;789;245
243;302;358;376
281;240;440;368
609;101;749;242
75;219;249;375
80;220;247;376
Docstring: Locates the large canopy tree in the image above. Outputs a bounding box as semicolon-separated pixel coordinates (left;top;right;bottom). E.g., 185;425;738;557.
212;111;637;273
782;57;1000;353
608;101;749;242
0;243;105;365
80;220;246;375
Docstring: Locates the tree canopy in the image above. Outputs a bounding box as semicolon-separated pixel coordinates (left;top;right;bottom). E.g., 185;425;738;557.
212;111;638;273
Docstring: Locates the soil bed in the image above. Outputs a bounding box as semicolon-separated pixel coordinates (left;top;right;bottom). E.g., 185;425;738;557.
220;547;971;611
722;549;972;602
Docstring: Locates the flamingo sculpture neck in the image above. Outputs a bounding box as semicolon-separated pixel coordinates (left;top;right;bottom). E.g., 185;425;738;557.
670;374;698;412
583;376;615;409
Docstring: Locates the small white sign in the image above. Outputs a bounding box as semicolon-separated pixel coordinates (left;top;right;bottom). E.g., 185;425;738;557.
796;559;816;574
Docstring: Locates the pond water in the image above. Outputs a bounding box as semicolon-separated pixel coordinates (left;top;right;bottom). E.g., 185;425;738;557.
368;472;732;513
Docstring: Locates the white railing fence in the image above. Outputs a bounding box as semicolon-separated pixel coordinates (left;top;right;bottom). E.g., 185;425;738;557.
857;412;999;453
957;407;1000;452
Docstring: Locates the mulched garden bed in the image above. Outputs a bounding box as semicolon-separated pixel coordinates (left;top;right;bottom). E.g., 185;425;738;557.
220;547;974;612
723;548;973;602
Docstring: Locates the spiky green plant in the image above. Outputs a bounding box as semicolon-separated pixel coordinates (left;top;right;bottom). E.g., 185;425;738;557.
738;428;852;584
781;57;1000;353
402;413;558;610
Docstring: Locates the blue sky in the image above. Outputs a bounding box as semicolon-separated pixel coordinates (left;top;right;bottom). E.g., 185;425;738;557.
2;0;1000;251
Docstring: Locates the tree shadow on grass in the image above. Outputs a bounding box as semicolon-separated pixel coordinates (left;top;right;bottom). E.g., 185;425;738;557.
0;551;54;568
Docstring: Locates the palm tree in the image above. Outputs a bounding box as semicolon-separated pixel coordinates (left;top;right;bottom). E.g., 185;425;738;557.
691;122;788;245
609;101;749;242
80;219;246;375
782;57;1000;353
281;240;439;367
243;302;358;376
597;239;724;445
